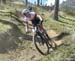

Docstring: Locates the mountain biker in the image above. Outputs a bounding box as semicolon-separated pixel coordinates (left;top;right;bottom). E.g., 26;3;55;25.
21;8;50;39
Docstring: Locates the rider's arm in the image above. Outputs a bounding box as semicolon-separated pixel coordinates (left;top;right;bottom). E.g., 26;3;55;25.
37;14;43;25
23;17;30;32
37;15;43;21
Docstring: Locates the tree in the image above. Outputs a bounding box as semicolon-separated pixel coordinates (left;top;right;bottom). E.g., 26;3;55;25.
26;0;28;5
0;0;2;3
40;0;42;6
34;1;36;5
54;0;59;20
37;0;40;6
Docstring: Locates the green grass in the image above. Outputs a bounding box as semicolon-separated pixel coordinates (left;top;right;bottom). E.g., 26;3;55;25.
0;54;9;61
0;23;11;31
32;5;75;61
0;2;75;61
38;10;75;61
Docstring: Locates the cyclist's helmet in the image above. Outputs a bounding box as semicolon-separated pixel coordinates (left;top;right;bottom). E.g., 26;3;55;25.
22;9;30;15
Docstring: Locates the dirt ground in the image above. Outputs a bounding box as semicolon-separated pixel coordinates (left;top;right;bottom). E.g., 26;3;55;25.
47;30;63;46
7;30;63;61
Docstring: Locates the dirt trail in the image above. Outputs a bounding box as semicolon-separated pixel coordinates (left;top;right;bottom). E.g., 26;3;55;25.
7;30;63;61
47;30;63;46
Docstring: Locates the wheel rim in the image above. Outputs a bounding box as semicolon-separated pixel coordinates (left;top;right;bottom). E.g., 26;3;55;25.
34;34;49;55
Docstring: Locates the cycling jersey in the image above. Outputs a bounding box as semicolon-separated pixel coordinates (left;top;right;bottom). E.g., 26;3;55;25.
23;12;43;26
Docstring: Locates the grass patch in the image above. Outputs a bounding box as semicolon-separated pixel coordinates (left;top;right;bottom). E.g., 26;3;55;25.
0;2;75;61
0;23;11;31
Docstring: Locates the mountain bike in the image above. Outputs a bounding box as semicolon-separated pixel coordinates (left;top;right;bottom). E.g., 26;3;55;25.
32;25;57;55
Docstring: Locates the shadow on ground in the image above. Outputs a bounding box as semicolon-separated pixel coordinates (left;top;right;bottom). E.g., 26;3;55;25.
52;32;70;41
0;19;32;53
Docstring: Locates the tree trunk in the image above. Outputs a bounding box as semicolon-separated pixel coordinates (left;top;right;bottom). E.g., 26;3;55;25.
26;0;28;5
0;0;2;3
41;0;42;6
54;0;59;20
37;0;40;6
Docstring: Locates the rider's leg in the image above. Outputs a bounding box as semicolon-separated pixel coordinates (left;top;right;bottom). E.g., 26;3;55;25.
38;25;51;40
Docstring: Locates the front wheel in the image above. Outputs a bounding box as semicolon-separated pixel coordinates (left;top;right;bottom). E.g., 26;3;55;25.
33;33;49;55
